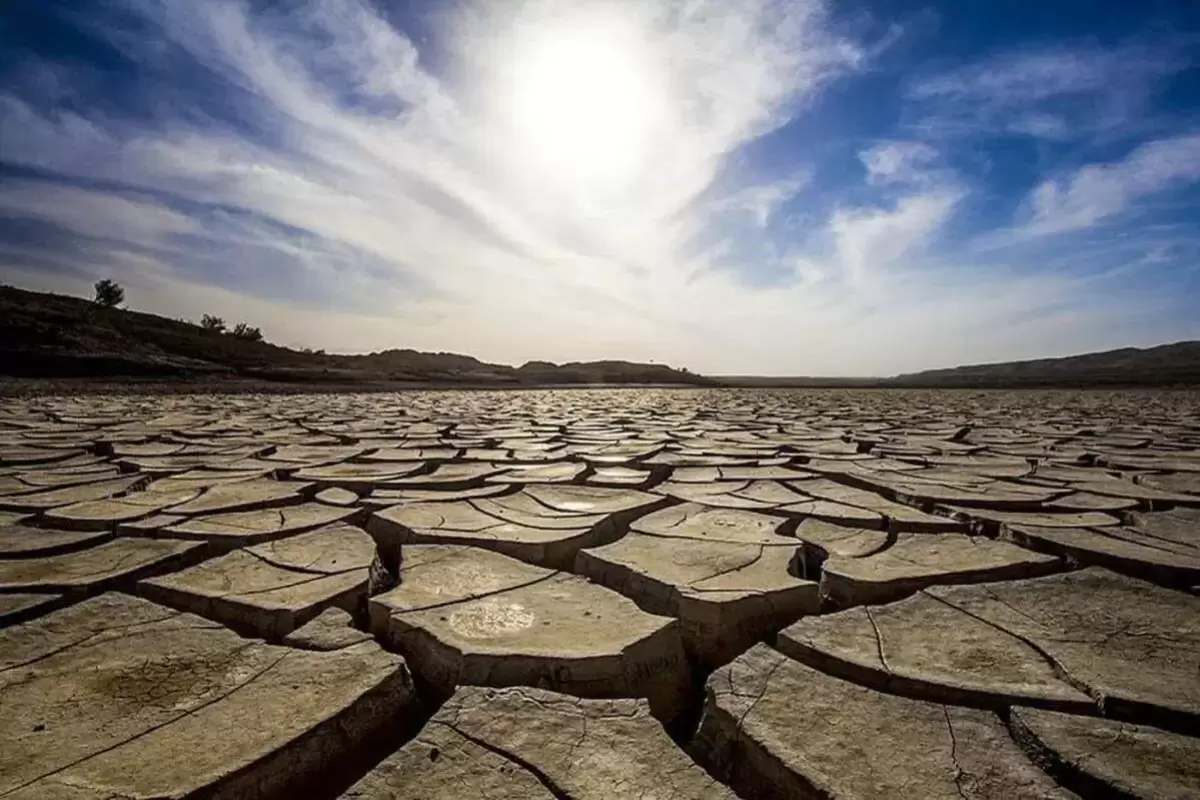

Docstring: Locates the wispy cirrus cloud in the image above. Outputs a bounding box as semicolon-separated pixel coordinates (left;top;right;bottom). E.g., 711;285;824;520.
0;1;1197;374
1020;133;1200;236
0;1;858;330
904;39;1191;142
859;141;939;186
830;186;963;286
711;171;812;228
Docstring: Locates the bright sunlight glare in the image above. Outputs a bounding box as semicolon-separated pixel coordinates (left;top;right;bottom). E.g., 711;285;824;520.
501;12;665;196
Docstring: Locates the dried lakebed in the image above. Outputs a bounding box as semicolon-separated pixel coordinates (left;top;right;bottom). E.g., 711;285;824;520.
1;387;1198;799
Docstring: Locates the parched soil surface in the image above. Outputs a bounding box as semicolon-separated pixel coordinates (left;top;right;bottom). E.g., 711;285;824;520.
1;387;1198;799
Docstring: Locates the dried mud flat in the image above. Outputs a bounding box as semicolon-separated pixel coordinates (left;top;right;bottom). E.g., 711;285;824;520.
1;387;1198;799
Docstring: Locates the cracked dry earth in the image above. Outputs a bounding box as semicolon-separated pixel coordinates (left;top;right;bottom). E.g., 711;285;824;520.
1;389;1198;799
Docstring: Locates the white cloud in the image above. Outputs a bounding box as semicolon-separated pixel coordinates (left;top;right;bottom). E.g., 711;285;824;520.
1006;113;1070;140
1;1;1196;375
1021;133;1200;236
0;180;199;243
713;172;811;227
0;0;863;277
829;187;963;285
859;141;938;185
0;0;871;366
910;49;1113;103
905;40;1188;140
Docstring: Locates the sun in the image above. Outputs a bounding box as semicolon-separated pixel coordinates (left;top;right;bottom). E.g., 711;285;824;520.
500;12;663;195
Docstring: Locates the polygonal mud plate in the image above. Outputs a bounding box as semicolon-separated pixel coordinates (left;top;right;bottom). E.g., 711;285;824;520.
316;486;360;506
778;567;1200;730
42;489;201;531
164;478;313;516
0;446;86;467
814;532;1061;607
652;480;785;510
139;523;380;637
0;475;148;512
941;506;1119;534
343;686;734;799
291;461;425;490
1004;523;1200;588
0;537;203;596
149;468;273;493
369;544;691;721
378;462;505;489
1010;707;1200;799
265;444;366;466
0;464;121;496
0;593;414;799
369;486;665;569
578;531;818;667
0;523;113;558
162;502;360;549
361;484;510;507
630;502;791;543
282;607;374;651
586;465;656;487
692;644;1072;800
485;462;586;484
0;592;64;625
784;478;963;531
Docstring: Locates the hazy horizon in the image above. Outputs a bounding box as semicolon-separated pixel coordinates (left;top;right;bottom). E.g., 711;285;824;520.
2;1;1198;375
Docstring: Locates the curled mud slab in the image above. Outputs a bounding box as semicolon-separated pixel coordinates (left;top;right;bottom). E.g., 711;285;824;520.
815;532;1062;607
0;536;203;596
368;485;666;569
577;525;818;667
1010;707;1200;799
343;685;734;799
164;478;314;516
283;606;375;651
692;643;1072;799
370;544;692;722
162;502;360;549
0;593;415;800
0;475;148;512
42;488;201;530
0;591;64;624
0;523;112;558
779;568;1200;729
1004;520;1200;588
138;522;380;637
787;477;963;531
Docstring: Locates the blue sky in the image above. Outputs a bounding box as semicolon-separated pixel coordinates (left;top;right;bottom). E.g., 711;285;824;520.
1;0;1198;375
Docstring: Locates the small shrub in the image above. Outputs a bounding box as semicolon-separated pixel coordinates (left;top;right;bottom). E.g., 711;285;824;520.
231;322;263;342
92;279;124;308
201;314;226;333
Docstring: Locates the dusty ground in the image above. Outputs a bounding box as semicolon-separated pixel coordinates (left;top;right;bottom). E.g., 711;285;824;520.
1;388;1197;799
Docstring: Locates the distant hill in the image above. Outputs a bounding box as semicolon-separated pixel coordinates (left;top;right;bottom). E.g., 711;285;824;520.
4;284;1196;390
888;342;1200;388
715;343;1200;389
0;284;709;387
712;376;884;388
